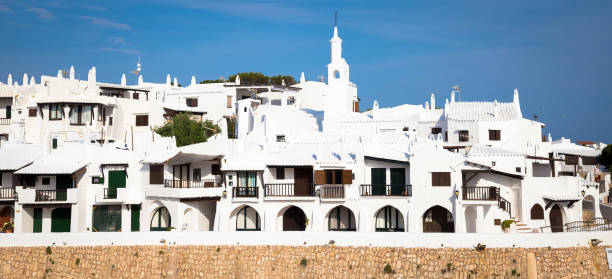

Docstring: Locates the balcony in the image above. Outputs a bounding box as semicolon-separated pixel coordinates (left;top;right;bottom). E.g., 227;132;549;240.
0;118;10;125
232;187;259;198
164;179;221;188
462;186;498;201
0;188;16;200
264;183;315;198
94;187;128;204
360;184;412;197
320;184;345;199
16;188;78;204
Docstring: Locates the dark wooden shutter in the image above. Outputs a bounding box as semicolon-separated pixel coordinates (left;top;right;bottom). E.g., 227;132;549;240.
342;170;353;184
276;167;285;179
133;93;139;100
489;130;501;141
227;96;232;108
131;205;141;231
530;204;544;220
211;164;221;175
581;156;597;165
432;172;451;186
28;108;37;117
135;115;149;126
564;155;579;165
314;170;325;185
149;165;164;184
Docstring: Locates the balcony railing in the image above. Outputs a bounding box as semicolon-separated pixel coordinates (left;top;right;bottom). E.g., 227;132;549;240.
360;184;412;197
35;190;67;202
462;186;499;201
164;179;221;188
0;188;16;199
0;118;10;125
232;187;259;198
264;183;315;197
320;184;345;199
103;188;117;199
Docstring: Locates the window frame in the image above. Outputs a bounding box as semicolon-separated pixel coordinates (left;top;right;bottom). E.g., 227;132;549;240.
488;129;501;141
135;114;149;127
431;172;451;187
458;130;470;142
49;105;63;121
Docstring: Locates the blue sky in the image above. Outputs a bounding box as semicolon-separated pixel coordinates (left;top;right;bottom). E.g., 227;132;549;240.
1;0;611;143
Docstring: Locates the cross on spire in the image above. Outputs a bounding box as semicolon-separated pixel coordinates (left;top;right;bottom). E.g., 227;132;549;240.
334;11;337;27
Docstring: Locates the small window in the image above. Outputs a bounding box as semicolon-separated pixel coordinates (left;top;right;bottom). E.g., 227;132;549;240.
431;172;451;186
186;98;198;107
28;108;37;117
133;93;139;100
515;167;521;173
92;177;104;184
431;127;442;135
489;130;501;141
135;114;149;126
402;127;410;132
276;167;285;179
49;105;63;120
42;177;51;185
276;135;286;142
458;130;469;142
227;96;233;108
211;164;221;175
193;168;201;181
149;164;164;184
530;204;544;220
334;70;340;79
108;116;113;126
52;138;58;149
492;161;496;166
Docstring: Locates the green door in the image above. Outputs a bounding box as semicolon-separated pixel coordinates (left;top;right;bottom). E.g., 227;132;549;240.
131;205;141;232
55;175;72;201
371;168;386;195
52;138;57;149
51;208;71;232
33;208;42;233
390;168;406;196
92;205;122;232
108;170;126;198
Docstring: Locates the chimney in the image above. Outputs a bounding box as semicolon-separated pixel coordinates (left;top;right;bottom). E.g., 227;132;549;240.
300;72;305;83
57;70;62;79
166;74;171;86
30;76;35;85
7;74;12;86
191;75;196;86
138;75;143;86
235;75;240;85
69;65;75;80
430;93;436;109
121;74;126;86
23;73;28;86
173;77;178;87
450;91;455;103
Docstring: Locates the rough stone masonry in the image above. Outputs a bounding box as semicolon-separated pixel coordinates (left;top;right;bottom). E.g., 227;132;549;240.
0;245;610;278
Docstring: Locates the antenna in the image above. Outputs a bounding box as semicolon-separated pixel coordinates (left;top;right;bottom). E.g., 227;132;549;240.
334;11;337;27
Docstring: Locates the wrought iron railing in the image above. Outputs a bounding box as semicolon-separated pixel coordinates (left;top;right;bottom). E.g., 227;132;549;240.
232;187;259;198
320;184;345;199
359;184;412;197
498;196;511;217
0;188;16;199
540;218;612;233
164;179;221;188
462;186;498;201
35;190;67;201
103;188;117;199
263;183;315;197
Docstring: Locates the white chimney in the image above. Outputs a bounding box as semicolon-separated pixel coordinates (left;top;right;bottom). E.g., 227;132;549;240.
30;76;35;85
173;77;178;87
138;75;143;86
23;73;28;86
450;91;455;103
430;93;436;109
7;74;12;86
69;65;75;80
300;72;305;83
121;74;126;86
493;99;499;117
57;70;62;79
166;74;171;86
235;75;240;85
191;75;196;86
89;67;96;83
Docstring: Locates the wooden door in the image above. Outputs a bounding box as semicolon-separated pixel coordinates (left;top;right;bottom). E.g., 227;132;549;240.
423;206;455;233
0;206;12;229
294;167;313;196
549;204;563;232
33;208;42;233
51;208;71;233
390;168;405;195
371;168;386;195
56;175;73;201
283;206;306;231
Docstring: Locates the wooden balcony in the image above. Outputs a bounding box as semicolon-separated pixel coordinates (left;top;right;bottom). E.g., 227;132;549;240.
0;188;16;200
320;184;345;199
264;183;315;197
360;184;412;197
0;118;10;125
462;186;498;201
164;179;221;188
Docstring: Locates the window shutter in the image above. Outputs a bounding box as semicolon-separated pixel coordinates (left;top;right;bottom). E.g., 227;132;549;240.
227;96;232;108
432;172;451;186
135;115;149;126
149;165;164;184
314;170;325;185
342;169;353;184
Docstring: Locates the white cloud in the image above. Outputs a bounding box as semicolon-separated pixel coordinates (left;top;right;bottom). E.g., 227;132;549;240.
26;7;54;19
81;16;132;30
82;4;108;11
107;37;127;45
99;47;141;55
0;4;13;13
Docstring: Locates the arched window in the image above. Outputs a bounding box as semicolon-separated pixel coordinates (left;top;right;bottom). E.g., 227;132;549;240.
422;205;454;233
334;70;340;79
328;206;356;231
375;206;404;232
530;204;544;220
150;207;171;231
236;206;260;231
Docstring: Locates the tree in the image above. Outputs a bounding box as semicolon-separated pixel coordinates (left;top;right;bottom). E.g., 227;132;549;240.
154;113;219;147
598;144;612;170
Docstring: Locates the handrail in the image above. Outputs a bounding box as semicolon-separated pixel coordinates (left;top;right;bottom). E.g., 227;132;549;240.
103;188;117;199
462;186;498;201
540;218;612;233
35;190;67;201
498;196;511;218
264;183;315;197
0;118;10;125
164;179;221;188
232;187;259;198
320;184;345;199
360;184;412;197
0;188;16;199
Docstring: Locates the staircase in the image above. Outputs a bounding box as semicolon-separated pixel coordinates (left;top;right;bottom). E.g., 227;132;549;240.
511;217;536;233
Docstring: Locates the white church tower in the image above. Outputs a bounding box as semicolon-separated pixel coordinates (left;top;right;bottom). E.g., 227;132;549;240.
323;13;357;133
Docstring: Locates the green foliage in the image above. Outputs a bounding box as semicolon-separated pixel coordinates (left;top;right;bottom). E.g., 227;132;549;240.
46;246;52;255
598;144;612;170
501;219;516;231
383;264;395;274
226;117;236;139
200;79;225;84
76;258;80;265
154;113;219;147
228;72;297;86
300;258;308;267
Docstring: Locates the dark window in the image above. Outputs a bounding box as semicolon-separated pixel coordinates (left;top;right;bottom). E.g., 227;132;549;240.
52;138;58;149
49;105;62;120
4;106;10;119
28;108;37;117
564;155;579;165
276;167;285;179
149;164;164;184
431;127;442;135
276;135;286;142
489;130;501;141
325;169;343;184
558;171;575;176
530;204;544;220
42;177;50;185
516;167;521;173
444;131;448;141
458;130;469;142
133;93;139;100
431;172;451;186
581;156;597;165
211;164;221;175
135;115;149;126
186;98;198;107
192;168;201;181
92;177;104;184
402;127;409;132
108;116;113;126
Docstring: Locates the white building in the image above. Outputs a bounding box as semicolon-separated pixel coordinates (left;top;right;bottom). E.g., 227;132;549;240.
0;24;608;235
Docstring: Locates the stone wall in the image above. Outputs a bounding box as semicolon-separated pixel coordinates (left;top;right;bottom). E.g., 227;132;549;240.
0;245;610;278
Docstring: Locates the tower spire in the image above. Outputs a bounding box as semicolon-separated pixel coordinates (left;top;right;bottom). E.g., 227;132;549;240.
334;11;337;27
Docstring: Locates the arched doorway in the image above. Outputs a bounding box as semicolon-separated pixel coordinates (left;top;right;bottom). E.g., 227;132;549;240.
328;206;356;231
582;195;595;221
375;206;404;232
465;207;477;233
530;204;544;220
423;206;454;232
282;206;306;231
549;204;563;233
236;206;261;231
150;207;171;231
51;208;71;232
0;206;14;233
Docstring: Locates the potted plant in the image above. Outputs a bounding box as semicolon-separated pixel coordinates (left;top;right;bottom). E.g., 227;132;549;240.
2;222;14;233
500;219;515;233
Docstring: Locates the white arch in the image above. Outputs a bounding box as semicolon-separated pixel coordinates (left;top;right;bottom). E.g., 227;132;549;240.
373;205;405;232
276;204;308;232
325;205;357;231
229;204;262;232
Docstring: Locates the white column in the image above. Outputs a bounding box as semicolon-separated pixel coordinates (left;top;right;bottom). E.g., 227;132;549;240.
122;205;131;232
42;208;52;233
